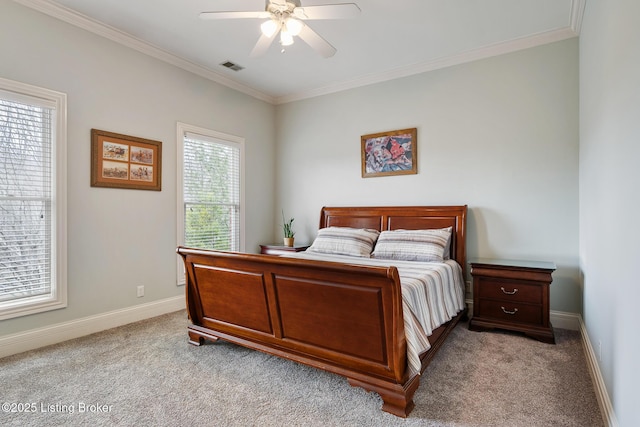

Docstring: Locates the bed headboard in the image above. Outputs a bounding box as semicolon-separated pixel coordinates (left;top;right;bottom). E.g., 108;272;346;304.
319;205;467;274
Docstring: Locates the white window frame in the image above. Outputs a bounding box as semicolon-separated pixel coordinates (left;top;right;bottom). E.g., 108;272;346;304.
0;77;67;320
176;122;245;286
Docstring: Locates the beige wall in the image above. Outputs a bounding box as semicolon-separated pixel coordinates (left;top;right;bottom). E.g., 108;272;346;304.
5;0;637;423
580;0;640;425
2;0;587;389
0;1;276;336
275;39;580;313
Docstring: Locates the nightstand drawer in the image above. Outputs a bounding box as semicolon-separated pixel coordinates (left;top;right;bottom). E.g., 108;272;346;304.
476;279;541;304
477;299;542;325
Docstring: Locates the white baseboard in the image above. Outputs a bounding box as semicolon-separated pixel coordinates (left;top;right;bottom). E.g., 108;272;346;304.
579;316;619;427
0;296;185;359
549;309;581;330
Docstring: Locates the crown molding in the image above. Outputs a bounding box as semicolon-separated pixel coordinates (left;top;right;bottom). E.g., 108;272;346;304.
275;26;579;104
12;0;276;104
570;0;587;34
275;0;584;104
13;0;584;106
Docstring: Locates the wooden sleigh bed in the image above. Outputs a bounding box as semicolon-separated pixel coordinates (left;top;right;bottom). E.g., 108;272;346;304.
177;205;467;417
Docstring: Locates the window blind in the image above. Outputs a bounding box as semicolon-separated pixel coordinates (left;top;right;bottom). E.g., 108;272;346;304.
0;96;54;304
183;132;240;251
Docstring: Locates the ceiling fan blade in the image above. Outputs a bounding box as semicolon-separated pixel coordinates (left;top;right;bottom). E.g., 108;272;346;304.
297;25;337;58
250;33;277;57
199;11;271;20
294;4;361;20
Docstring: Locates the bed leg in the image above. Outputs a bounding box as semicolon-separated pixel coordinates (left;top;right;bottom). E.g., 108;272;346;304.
188;331;205;346
188;326;220;346
347;375;419;418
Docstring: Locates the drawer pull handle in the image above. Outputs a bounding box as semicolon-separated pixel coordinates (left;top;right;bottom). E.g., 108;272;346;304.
501;306;519;315
500;287;518;295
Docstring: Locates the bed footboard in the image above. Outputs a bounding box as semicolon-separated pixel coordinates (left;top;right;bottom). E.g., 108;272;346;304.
177;246;416;417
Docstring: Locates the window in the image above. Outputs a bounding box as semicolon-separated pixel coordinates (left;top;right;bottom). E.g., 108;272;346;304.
176;123;244;285
0;77;67;320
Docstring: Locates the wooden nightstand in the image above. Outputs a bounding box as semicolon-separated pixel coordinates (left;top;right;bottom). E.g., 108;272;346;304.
468;258;556;344
259;244;309;255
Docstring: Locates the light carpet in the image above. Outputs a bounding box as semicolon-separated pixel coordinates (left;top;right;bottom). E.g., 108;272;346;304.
0;310;603;426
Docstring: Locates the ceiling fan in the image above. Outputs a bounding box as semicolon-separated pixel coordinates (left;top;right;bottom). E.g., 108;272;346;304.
199;0;361;58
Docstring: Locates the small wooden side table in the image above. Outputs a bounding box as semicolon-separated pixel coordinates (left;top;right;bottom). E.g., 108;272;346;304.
469;258;556;344
259;244;310;256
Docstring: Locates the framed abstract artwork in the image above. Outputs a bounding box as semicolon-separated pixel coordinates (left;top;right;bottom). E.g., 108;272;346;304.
361;128;417;178
91;129;162;191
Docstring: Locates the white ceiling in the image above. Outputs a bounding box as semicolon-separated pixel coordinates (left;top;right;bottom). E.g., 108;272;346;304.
17;0;584;104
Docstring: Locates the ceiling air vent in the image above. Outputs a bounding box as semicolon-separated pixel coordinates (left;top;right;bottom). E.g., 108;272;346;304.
220;61;244;72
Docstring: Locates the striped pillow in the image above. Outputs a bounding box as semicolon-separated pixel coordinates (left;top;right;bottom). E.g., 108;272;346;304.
372;227;452;262
307;227;380;257
442;227;453;260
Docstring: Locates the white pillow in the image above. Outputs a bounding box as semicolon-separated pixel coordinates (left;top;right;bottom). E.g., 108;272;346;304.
371;227;452;262
307;227;380;257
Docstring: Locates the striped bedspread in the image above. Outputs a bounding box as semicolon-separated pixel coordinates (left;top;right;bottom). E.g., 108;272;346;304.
284;251;466;376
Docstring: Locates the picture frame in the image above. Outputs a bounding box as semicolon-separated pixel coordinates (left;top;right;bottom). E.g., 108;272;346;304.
91;129;162;191
361;127;417;178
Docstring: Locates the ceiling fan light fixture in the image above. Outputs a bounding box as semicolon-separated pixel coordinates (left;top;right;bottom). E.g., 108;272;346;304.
280;29;294;46
285;17;303;36
260;19;279;37
202;0;360;57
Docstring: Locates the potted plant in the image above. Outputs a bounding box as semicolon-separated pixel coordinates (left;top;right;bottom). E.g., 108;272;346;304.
282;211;295;247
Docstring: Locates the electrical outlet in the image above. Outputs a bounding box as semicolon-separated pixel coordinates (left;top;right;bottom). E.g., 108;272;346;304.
137;285;144;298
